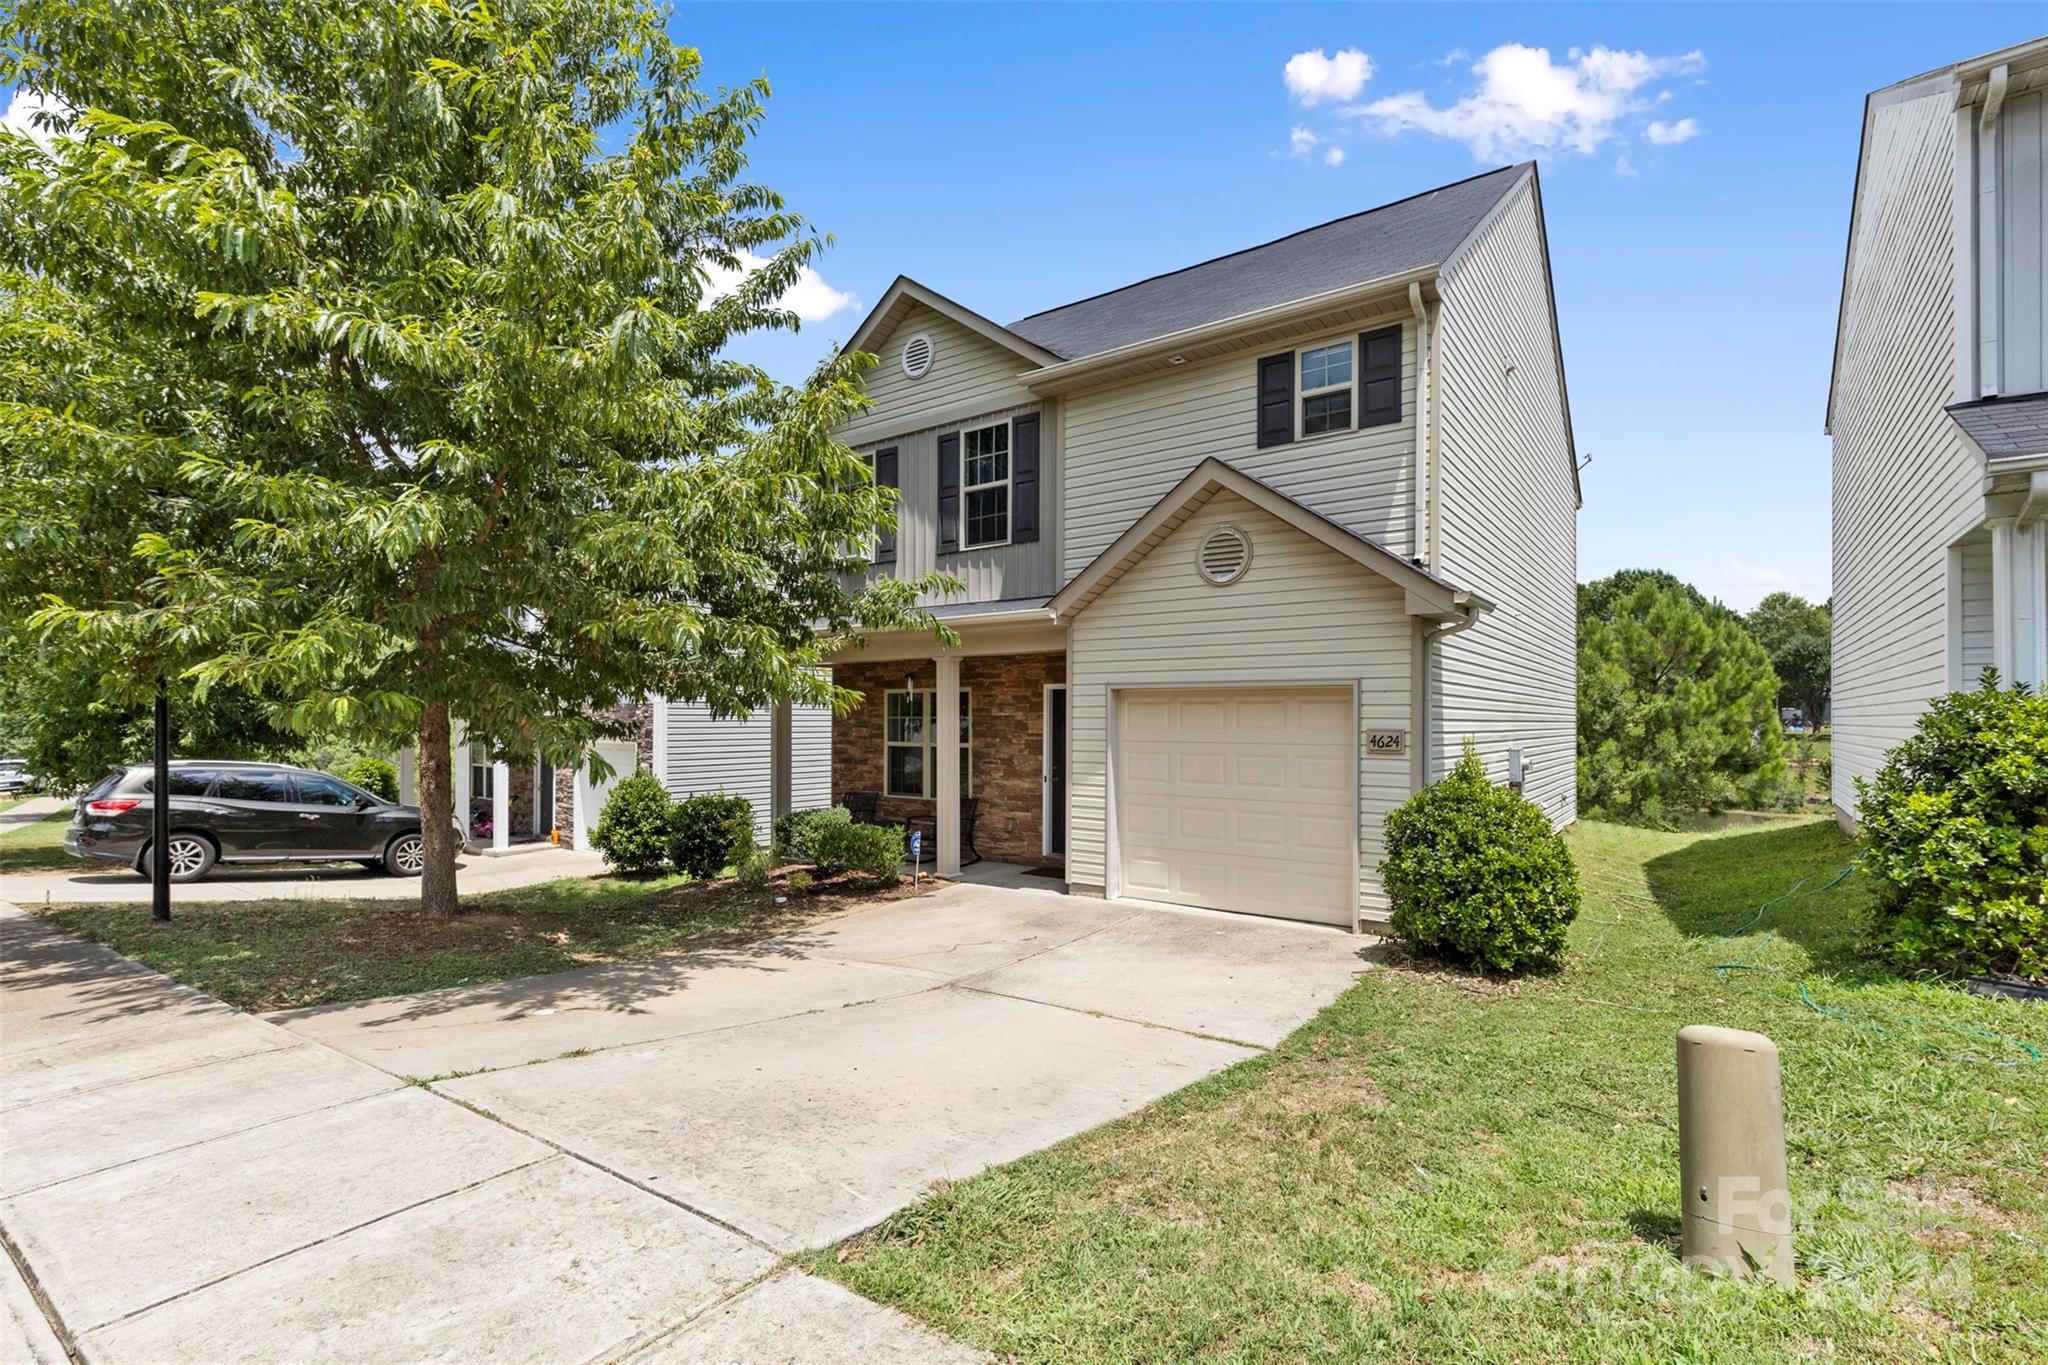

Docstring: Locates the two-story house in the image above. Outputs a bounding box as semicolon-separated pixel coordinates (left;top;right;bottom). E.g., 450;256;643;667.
799;162;1578;930
1829;36;2048;826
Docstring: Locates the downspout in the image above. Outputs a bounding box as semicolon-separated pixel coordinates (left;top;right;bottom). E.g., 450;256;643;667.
1409;282;1434;569
1415;595;1488;788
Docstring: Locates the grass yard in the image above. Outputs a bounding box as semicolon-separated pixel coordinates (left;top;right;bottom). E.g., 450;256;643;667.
0;812;79;875
812;818;2048;1363
37;867;932;1012
1784;731;1833;803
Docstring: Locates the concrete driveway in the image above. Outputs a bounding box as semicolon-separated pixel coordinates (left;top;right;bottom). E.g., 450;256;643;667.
0;842;610;905
2;883;1374;1362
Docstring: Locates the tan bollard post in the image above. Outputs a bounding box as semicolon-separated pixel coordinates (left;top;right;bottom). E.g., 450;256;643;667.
1676;1025;1795;1284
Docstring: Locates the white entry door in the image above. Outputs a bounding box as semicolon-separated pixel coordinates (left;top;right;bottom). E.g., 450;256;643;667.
573;741;639;853
1115;687;1355;925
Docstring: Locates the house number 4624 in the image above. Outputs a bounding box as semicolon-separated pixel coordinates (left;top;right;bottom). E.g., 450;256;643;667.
1366;730;1407;755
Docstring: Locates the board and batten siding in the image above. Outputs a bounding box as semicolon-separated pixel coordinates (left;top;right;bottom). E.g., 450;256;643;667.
1830;85;1984;818
840;303;1061;605
1998;89;2046;396
1429;180;1579;828
657;700;829;841
1059;311;1419;581
1065;491;1414;920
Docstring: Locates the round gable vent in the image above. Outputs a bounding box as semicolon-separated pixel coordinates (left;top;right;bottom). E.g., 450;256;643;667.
1197;524;1252;586
900;332;934;378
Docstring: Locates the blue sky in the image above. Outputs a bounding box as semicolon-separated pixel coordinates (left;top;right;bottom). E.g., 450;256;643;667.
671;1;2041;611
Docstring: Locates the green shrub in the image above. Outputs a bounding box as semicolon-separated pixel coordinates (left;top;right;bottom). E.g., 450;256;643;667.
775;805;850;864
787;869;813;894
1381;743;1581;973
592;771;678;875
671;792;754;880
1856;675;2048;981
811;820;904;881
734;843;773;890
339;756;400;803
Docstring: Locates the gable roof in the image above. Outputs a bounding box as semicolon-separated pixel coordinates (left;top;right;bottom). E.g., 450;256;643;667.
1947;391;2048;461
1008;164;1529;360
1047;458;1477;622
839;275;1061;368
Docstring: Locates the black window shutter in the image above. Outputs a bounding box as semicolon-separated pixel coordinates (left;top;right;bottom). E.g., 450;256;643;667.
872;447;898;564
1010;413;1040;544
1360;325;1402;427
937;431;960;554
1256;352;1294;448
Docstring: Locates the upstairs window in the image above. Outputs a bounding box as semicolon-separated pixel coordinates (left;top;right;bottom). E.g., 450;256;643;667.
961;423;1010;547
1299;341;1354;436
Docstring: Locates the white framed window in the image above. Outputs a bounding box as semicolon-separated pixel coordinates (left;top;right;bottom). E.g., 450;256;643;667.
1298;340;1354;437
883;689;972;799
469;742;495;800
961;422;1010;548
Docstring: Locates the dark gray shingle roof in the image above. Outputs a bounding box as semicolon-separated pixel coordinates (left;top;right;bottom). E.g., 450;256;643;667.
1006;164;1529;360
1947;392;2048;460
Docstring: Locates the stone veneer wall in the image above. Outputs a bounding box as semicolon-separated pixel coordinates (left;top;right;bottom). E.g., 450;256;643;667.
552;700;655;845
832;652;1066;865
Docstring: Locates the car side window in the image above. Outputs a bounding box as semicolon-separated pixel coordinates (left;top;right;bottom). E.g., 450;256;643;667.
217;771;293;803
295;775;363;807
144;771;218;796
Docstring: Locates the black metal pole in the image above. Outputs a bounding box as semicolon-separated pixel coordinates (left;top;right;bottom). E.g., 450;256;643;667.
152;675;170;921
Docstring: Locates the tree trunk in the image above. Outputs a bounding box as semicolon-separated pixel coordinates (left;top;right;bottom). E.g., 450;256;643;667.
417;702;460;917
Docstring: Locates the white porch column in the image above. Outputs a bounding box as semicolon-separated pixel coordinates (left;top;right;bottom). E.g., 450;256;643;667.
492;760;510;853
1992;519;2018;682
397;746;416;804
770;701;793;830
935;653;961;876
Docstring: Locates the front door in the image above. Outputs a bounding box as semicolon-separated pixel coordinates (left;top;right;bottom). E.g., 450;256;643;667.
1044;685;1067;857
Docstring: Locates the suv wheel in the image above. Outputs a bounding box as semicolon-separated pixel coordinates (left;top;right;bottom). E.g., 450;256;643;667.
385;832;426;877
143;834;216;884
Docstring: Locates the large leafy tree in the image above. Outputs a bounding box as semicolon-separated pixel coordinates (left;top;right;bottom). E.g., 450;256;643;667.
1744;591;1831;725
1578;568;1735;628
2;0;935;912
1578;581;1785;825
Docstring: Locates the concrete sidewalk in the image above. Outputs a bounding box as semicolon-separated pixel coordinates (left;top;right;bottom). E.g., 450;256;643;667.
0;903;982;1364
1;842;610;905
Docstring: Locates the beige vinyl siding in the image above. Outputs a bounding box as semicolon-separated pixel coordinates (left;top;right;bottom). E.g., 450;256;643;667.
793;702;832;810
840;305;1039;448
1429;181;1579;827
1959;540;1995;681
1066;491;1413;919
1830;87;1983;816
1060;308;1418;580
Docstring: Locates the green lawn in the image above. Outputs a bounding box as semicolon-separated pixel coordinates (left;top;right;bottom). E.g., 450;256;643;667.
810;819;2047;1363
38;868;927;1012
0;812;79;875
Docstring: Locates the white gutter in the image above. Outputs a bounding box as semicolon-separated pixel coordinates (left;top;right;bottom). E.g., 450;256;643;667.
1019;265;1441;393
1409;282;1434;570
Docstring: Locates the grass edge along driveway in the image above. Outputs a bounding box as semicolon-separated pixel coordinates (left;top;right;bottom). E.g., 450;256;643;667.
809;818;2047;1364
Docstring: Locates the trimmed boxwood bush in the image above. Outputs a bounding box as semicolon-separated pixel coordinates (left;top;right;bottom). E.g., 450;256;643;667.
775;805;850;864
671;792;754;880
339;756;400;803
1380;743;1581;973
811;820;904;881
592;771;678;875
1856;675;2047;981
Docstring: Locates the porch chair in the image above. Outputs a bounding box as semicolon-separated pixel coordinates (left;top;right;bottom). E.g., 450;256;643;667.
844;790;880;826
909;797;981;869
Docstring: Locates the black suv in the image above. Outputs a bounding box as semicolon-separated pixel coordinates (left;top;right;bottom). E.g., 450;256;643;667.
65;761;441;883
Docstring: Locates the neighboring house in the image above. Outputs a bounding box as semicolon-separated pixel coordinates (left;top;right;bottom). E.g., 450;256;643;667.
797;162;1579;929
1829;37;2048;826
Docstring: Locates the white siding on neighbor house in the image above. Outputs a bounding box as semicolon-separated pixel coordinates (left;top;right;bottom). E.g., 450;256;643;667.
1831;87;1985;817
1959;540;1995;682
658;701;829;841
1428;181;1579;828
1066;491;1414;919
1060;306;1419;581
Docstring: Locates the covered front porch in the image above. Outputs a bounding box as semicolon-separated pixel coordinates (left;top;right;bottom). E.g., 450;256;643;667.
824;607;1066;880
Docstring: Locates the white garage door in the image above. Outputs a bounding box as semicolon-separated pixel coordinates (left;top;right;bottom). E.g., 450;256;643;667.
1115;687;1355;925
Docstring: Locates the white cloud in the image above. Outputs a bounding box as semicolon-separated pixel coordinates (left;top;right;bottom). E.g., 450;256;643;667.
1288;125;1321;158
1614;153;1638;178
703;250;858;324
1436;48;1470;69
1645;116;1700;145
1;87;75;152
1323;146;1346;167
1284;48;1374;106
1355;44;1705;161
